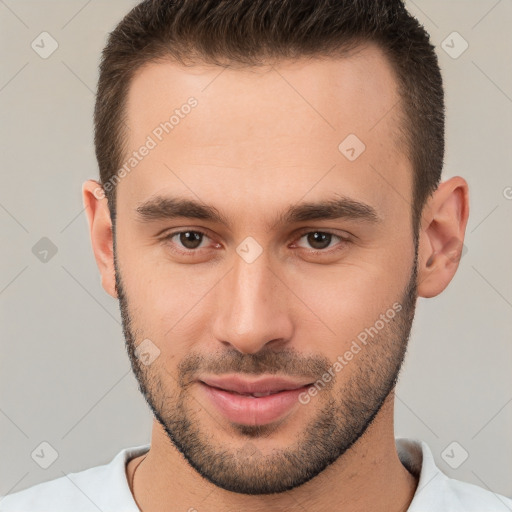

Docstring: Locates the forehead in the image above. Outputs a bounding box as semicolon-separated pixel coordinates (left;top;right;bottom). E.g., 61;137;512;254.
119;44;411;223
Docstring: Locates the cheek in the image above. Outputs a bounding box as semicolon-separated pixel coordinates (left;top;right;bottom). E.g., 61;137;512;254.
290;260;407;353
122;260;219;350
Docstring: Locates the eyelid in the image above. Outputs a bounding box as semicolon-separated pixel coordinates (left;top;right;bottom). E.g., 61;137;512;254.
160;228;351;243
161;227;352;255
160;228;216;251
293;227;353;240
290;228;352;252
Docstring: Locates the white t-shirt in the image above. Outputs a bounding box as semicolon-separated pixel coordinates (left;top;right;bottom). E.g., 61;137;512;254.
1;438;511;511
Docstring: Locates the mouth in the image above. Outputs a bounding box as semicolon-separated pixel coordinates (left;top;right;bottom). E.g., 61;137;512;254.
199;374;314;395
197;375;314;425
219;389;286;398
202;384;302;398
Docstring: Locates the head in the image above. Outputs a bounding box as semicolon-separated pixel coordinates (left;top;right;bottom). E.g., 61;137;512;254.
84;0;469;496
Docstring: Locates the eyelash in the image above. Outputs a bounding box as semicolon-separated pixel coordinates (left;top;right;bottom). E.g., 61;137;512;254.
160;228;351;256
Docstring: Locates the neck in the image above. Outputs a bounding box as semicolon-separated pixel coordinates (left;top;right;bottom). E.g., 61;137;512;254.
128;395;417;512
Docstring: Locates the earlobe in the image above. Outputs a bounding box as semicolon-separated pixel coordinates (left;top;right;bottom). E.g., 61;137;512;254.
417;176;469;298
82;180;118;299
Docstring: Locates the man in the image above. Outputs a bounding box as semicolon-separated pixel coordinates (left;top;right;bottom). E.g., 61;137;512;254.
1;0;510;511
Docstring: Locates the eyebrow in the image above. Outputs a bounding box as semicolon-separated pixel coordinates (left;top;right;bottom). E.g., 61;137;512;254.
135;194;381;230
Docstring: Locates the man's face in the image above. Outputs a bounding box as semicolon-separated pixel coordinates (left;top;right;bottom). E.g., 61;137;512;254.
114;44;418;494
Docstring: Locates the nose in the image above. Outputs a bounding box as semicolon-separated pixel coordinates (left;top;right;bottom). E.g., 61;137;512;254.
211;249;294;354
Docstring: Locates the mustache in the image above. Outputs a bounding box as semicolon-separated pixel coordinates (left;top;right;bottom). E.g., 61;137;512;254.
176;347;333;388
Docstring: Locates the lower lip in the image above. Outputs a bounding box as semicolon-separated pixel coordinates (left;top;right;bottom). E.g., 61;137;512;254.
199;382;310;425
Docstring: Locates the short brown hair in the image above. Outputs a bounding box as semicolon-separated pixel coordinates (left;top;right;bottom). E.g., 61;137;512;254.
94;0;444;233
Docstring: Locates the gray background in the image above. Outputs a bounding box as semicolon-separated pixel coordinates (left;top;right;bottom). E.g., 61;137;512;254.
1;0;511;501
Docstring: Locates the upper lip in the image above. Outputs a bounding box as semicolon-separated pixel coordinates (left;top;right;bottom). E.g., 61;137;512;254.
199;375;313;395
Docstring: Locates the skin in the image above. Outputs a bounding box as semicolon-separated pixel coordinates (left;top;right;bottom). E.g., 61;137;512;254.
83;43;469;511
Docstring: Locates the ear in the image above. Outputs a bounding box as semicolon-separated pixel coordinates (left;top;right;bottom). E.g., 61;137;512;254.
417;176;469;298
82;180;118;299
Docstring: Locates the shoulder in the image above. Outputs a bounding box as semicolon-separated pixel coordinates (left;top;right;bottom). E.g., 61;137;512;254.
397;438;512;512
442;475;512;511
1;471;94;511
0;444;150;512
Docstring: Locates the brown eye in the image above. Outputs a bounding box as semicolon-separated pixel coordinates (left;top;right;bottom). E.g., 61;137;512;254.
162;230;210;252
177;231;203;250
292;229;351;255
305;232;333;250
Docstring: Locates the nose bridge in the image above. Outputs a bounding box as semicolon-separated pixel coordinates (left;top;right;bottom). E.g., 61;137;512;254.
212;247;292;354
